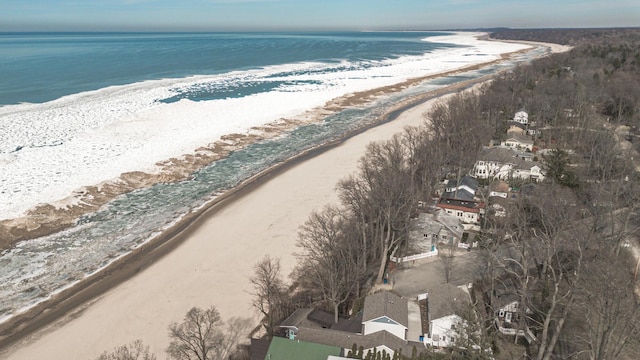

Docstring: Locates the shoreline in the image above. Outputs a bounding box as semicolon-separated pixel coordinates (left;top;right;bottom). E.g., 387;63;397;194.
0;39;554;359
0;70;496;351
0;42;532;248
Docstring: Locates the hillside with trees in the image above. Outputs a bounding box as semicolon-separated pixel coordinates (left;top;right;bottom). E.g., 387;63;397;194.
284;28;640;359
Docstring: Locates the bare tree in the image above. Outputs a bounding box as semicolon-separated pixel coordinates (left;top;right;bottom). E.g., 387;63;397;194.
438;246;456;284
490;184;590;358
356;136;416;283
295;205;364;323
95;340;156;360
249;256;287;339
450;302;495;360
575;252;640;360
167;306;251;360
219;317;253;360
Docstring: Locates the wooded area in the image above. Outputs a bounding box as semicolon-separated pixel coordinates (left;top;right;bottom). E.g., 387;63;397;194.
286;28;640;359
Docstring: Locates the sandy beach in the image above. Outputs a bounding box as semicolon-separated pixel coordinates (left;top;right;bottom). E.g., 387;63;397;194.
0;87;464;360
0;38;568;360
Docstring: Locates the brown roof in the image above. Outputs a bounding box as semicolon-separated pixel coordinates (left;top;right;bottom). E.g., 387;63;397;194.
489;179;509;193
505;133;534;145
436;202;482;213
362;291;408;328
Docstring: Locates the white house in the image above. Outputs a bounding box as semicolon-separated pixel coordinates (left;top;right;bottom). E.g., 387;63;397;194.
428;314;465;348
475;147;545;183
422;284;472;349
474;147;519;180
394;209;461;264
279;291;422;358
437;176;484;226
494;163;545;182
362;291;408;340
436;202;482;225
513;110;528;125
501;133;534;151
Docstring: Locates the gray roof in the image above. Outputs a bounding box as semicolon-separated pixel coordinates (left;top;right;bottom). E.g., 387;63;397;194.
362;291;408;328
478;147;519;164
280;308;315;329
280;307;362;334
250;338;270;360
445;175;479;192
442;175;479;202
295;327;421;355
427;283;470;320
441;188;475;202
409;210;463;251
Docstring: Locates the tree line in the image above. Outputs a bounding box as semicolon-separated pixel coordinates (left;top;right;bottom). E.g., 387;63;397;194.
286;28;640;359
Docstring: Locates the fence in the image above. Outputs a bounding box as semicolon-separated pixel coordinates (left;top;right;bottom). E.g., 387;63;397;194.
390;249;439;263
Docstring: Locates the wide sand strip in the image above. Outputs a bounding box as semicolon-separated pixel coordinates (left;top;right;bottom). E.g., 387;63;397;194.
1;85;475;360
2;39;567;360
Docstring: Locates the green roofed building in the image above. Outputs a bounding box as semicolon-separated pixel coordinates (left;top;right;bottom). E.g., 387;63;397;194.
265;336;342;360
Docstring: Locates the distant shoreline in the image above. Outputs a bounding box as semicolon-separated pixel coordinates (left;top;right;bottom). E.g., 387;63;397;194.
1;37;563;359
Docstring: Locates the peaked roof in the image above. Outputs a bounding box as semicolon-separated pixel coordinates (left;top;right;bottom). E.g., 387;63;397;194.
445;175;479;192
477;146;519;163
427;283;470;320
412;210;464;241
250;338;270;360
280;308;314;329
441;188;475;202
265;336;341;360
295;327;414;354
505;132;534;145
362;291;408;328
442;175;479;202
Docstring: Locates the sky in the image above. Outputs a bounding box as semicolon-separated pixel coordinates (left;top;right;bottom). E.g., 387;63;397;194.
1;0;638;32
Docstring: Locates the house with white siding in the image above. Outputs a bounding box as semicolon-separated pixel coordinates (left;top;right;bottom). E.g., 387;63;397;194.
474;147;545;183
436;176;484;226
361;291;408;340
422;284;471;349
501;133;534;151
513;110;528;125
